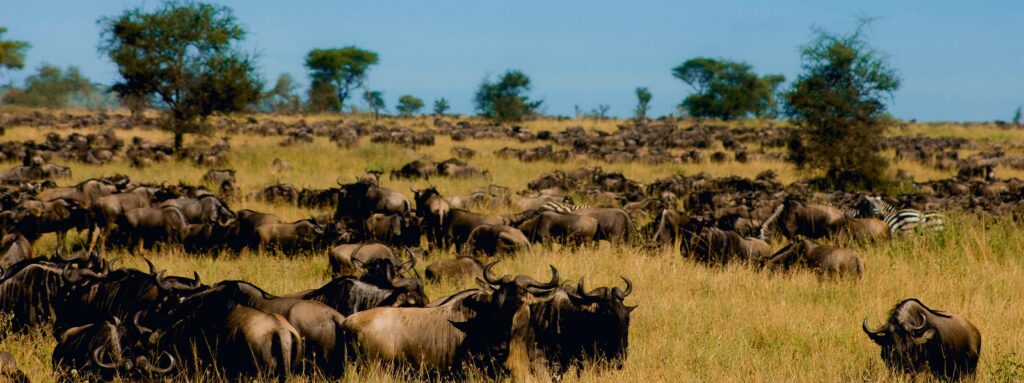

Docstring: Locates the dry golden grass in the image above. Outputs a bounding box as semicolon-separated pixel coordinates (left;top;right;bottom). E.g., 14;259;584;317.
2;117;1024;382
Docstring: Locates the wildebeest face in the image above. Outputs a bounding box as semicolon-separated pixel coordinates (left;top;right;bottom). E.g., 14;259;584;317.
863;300;937;375
571;276;635;366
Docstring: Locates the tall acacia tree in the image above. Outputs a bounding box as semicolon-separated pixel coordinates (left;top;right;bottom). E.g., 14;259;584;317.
634;87;652;121
99;1;262;150
305;47;378;112
784;23;900;190
672;57;783;120
0;27;30;81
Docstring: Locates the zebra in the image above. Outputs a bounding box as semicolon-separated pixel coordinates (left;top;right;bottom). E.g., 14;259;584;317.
858;196;945;235
538;200;590;214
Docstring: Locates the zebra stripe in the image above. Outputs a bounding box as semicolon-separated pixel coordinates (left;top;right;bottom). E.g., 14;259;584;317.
867;196;945;235
538;201;589;214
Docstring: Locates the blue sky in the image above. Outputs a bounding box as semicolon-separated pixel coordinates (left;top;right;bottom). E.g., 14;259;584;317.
3;1;1022;121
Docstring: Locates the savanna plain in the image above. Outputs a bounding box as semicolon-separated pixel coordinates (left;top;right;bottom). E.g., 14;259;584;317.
3;112;1024;382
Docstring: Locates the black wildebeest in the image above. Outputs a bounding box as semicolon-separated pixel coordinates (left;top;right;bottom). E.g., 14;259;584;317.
863;298;981;380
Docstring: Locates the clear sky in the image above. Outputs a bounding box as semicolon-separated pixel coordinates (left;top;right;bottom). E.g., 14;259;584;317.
3;1;1022;121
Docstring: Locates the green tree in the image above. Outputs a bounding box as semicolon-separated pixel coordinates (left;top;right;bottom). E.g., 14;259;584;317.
0;27;30;81
672;57;783;120
755;74;786;119
305;47;378;112
634;87;652;120
433;98;450;116
396;95;424;117
2;64;91;108
363;89;385;119
784;24;900;190
264;73;301;114
474;70;542;124
99;1;262;150
1013;106;1022;128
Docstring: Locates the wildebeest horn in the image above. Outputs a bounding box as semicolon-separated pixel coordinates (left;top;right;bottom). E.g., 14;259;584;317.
63;264;104;283
862;317;888;343
155;270;174;290
144;258;157;275
107;256;122;272
192;271;201;288
403;246;418;267
524;265;560;290
908;313;928;331
614;276;633;299
134;311;153;335
482;261;513;284
93;346;117;370
336;177;344;186
137;351;175;374
576;277;601;299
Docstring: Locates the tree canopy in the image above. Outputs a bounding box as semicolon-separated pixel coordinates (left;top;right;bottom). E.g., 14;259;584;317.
99;1;262;149
672;57;784;120
0;27;30;80
363;89;385;119
784;24;900;190
1;64;91;108
263;73;302;114
433;98;450;116
396;95;424;116
635;87;652;120
305;47;378;112
474;70;542;123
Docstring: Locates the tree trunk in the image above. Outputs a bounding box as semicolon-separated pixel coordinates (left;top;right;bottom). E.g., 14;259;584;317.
174;131;184;151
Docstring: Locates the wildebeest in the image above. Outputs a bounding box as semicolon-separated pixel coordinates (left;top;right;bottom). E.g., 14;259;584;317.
518;211;598;247
52;316;174;381
412;187;450;248
683;227;770;266
444;209;537;252
863;298;981;380
288;276;428;316
7;198;88;249
573;207;637;244
116;206;189;251
762;239;864;277
0;351;29;383
339;263;560;378
424;256;484;282
328;242;398;277
531;277;634;373
334;181;411;232
201;168;236;186
759;198;846;241
255;219;324;252
465;224;531;257
206;280;349;376
0;233;32;269
148;283;303;382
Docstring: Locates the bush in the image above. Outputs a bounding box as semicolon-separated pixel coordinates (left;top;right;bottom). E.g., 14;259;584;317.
672;57;784;120
474;70;542;124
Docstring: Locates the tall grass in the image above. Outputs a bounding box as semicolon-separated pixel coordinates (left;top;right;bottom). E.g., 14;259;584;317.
1;120;1023;382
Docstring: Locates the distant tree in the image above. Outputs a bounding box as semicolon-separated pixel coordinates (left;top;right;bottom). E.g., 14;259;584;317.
589;104;611;120
396;95;424;117
672;57;783;120
363;89;385;119
307;79;339;113
754;74;786;119
433;97;450;116
2;64;91;108
474;70;542;124
264;73;302;114
305;47;378;113
634;87;652;120
1013;106;1022;128
99;1;262;150
0;27;30;82
784;23;900;190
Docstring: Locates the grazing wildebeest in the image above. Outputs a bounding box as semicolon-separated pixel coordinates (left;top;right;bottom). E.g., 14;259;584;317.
863;298;981;380
288;276;428;316
683;227;770;266
762;239;864;277
255;219;324;251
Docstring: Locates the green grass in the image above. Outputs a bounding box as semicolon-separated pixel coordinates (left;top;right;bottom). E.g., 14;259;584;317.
2;119;1024;382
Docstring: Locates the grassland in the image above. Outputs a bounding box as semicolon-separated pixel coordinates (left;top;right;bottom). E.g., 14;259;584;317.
2;115;1024;382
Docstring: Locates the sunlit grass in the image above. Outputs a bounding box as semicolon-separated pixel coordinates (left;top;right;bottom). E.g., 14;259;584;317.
2;115;1024;382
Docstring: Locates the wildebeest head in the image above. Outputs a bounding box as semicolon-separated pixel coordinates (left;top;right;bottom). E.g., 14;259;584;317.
862;298;950;375
480;262;560;317
568;276;635;367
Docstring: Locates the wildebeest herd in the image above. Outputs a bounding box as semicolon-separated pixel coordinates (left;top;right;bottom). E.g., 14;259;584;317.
0;113;1014;381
